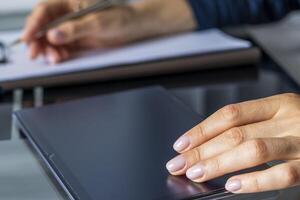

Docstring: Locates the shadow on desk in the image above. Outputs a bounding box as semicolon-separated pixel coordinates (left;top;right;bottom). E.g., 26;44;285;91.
41;65;259;105
0;104;11;140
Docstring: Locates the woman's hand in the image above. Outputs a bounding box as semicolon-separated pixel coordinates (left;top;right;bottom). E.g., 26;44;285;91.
22;0;196;64
166;93;300;193
22;0;76;63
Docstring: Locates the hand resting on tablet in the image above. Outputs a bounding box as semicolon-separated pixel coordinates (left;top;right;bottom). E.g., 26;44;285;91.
167;93;300;194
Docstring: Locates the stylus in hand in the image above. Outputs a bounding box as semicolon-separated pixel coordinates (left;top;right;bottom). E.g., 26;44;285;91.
9;0;124;47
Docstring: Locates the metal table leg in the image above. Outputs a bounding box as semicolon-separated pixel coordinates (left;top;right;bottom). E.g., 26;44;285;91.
34;86;44;108
11;89;23;140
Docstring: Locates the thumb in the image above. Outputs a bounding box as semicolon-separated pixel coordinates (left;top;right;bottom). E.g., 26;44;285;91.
47;19;88;45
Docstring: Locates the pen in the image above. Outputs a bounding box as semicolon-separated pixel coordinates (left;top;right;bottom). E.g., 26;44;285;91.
9;0;124;47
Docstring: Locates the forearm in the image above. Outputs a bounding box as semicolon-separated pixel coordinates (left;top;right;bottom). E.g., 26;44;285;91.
188;0;300;30
131;0;197;38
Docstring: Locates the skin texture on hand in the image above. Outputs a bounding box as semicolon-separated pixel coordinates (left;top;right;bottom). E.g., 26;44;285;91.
166;93;300;193
22;0;196;64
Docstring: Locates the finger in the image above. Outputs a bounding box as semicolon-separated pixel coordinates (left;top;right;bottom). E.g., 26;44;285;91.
58;47;70;61
22;3;50;42
62;48;70;60
225;161;300;193
23;1;71;43
46;14;97;45
173;96;281;153
166;120;283;176
183;137;300;181
28;41;43;60
45;46;63;64
54;46;71;63
192;118;295;162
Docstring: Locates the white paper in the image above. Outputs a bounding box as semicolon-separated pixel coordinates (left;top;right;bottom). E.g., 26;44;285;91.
0;29;251;82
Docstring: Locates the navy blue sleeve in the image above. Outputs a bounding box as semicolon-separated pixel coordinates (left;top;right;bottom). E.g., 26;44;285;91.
187;0;300;30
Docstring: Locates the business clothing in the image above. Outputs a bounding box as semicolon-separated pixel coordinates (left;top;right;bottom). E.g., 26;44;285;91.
188;0;300;30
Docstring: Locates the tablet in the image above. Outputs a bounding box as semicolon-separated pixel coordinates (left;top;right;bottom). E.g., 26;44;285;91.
14;87;276;200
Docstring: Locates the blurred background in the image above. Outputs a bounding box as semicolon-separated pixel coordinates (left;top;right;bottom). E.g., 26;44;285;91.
0;0;39;30
0;0;135;30
0;0;38;13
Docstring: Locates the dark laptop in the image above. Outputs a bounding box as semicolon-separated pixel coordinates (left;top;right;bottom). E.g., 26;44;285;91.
14;87;277;200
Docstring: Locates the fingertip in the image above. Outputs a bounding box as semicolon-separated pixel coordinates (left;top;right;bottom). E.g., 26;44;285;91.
45;45;65;64
45;54;56;65
225;179;242;193
47;29;66;45
166;155;187;175
173;135;191;153
186;164;205;181
45;52;59;65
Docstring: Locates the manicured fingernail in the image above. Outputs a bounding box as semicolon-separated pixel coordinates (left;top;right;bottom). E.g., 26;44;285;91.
173;135;190;152
166;155;186;173
225;179;242;192
46;54;56;64
186;164;205;180
50;29;65;42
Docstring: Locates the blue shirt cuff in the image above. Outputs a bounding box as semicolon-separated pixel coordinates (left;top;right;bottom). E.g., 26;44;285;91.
187;0;218;30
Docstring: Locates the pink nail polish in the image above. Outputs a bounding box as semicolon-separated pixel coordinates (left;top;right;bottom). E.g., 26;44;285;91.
225;179;242;192
173;135;190;152
186;164;205;180
46;54;56;65
50;29;65;42
166;155;186;173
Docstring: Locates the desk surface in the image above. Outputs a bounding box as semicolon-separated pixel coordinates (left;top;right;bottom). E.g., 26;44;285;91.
0;11;299;200
0;58;300;199
0;13;299;198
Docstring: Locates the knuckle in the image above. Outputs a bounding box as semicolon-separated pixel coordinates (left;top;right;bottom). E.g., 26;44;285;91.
252;177;262;192
282;165;299;186
191;148;201;161
190;125;207;143
225;127;245;145
183;149;201;165
220;104;240;123
192;149;201;161
282;93;299;99
280;93;300;104
210;157;222;173
79;14;104;35
63;22;76;34
247;139;268;161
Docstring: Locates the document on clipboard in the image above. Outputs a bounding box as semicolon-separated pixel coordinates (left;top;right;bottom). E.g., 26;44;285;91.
0;29;260;89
